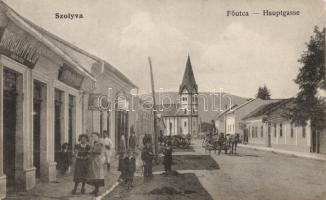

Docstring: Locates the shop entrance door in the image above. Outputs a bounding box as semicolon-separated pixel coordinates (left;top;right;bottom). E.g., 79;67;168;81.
68;95;75;151
54;89;63;166
3;68;19;188
115;110;121;151
33;80;43;178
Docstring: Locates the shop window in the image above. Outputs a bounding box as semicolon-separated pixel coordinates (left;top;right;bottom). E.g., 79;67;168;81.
279;123;283;137
274;123;277;137
54;89;64;166
68;95;76;150
107;111;110;136
252;126;254;138
100;111;103;136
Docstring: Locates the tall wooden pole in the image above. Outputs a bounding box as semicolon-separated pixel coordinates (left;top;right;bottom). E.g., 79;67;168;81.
190;93;193;136
148;57;158;160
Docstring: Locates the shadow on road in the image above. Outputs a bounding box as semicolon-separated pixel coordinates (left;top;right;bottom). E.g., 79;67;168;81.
106;173;214;200
153;155;220;171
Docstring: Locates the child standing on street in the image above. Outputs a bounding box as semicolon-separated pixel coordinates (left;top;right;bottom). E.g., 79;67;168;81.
122;153;129;185
127;152;136;189
59;143;71;175
163;142;173;174
72;134;90;195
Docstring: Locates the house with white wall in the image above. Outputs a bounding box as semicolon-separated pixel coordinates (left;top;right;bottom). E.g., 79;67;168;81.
242;98;312;153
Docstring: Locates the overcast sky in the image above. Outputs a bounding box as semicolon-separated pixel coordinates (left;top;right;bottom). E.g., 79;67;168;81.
4;0;325;98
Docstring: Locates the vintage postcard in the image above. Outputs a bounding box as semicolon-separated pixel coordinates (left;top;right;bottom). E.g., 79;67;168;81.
0;0;325;200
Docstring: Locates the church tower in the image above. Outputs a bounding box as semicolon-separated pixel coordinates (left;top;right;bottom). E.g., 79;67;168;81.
179;54;198;135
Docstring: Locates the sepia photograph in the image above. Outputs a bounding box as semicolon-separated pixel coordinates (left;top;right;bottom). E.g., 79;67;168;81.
0;0;325;199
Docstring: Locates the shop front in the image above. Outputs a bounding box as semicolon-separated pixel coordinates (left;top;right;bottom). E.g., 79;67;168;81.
115;94;130;151
85;61;137;154
0;2;96;198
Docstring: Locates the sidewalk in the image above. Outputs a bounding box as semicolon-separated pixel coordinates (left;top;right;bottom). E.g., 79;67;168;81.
5;159;121;200
238;144;326;161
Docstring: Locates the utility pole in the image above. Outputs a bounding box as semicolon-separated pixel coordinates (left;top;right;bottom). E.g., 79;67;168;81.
190;92;193;136
148;57;158;161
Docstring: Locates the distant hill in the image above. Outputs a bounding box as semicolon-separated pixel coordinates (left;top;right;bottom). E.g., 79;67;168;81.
139;91;248;123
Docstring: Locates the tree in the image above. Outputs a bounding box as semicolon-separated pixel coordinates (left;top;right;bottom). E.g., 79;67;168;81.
256;85;271;100
290;26;326;131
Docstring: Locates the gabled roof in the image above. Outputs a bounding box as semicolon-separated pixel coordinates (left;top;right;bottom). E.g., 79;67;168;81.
242;98;294;121
227;98;255;113
0;1;137;88
179;54;198;94
0;1;96;81
216;104;239;119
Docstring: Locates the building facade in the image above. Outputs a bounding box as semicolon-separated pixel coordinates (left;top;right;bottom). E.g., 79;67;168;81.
0;2;98;198
160;55;199;136
218;99;280;141
0;2;143;198
86;61;138;153
242;99;312;153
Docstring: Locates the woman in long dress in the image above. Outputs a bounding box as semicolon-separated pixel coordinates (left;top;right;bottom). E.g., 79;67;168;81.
103;130;112;171
118;134;126;179
72;134;90;194
87;132;105;197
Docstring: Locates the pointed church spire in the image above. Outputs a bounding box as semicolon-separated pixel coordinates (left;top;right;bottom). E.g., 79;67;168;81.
179;54;198;94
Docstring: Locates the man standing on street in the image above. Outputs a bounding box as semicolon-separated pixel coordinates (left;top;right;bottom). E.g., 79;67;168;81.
141;140;154;181
129;126;137;153
163;141;173;174
103;130;112;171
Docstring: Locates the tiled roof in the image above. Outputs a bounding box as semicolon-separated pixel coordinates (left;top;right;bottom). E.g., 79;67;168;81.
242;98;294;120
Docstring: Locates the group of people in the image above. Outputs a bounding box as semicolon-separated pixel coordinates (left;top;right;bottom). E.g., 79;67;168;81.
70;131;112;197
58;128;174;196
141;134;174;179
117;131;137;189
206;131;239;155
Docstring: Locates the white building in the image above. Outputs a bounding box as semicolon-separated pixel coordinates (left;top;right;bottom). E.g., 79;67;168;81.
160;55;199;136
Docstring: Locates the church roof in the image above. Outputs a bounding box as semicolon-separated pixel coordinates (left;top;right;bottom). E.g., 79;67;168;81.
179;55;198;94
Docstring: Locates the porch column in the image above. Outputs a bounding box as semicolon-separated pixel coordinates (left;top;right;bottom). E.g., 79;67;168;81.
16;69;36;191
40;82;56;182
0;64;6;198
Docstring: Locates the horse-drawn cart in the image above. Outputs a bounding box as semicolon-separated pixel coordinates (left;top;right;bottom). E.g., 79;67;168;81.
202;133;238;155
